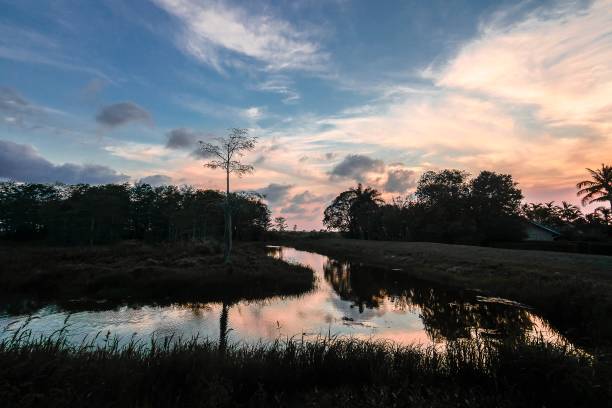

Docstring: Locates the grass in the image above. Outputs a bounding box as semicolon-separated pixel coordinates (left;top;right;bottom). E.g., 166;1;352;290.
283;238;612;347
0;328;609;408
0;241;314;313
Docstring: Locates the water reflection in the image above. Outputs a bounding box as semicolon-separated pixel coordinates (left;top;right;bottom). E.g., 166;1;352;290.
320;257;534;342
0;246;569;348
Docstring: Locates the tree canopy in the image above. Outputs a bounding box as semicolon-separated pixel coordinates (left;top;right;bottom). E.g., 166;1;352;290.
0;182;270;245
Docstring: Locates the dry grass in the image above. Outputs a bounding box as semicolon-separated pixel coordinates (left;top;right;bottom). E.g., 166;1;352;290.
1;329;609;408
0;241;314;312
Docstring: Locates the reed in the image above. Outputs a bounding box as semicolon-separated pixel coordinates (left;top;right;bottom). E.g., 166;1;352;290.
1;326;609;407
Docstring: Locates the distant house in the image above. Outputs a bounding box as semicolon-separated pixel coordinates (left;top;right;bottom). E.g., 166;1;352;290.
523;220;561;241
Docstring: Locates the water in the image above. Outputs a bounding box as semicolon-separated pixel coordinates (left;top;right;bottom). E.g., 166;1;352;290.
0;246;570;347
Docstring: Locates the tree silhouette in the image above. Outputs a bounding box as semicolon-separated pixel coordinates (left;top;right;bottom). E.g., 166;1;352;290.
0;181;269;244
199;128;257;262
594;206;611;226
273;216;288;232
576;164;612;209
218;302;230;352
323;184;383;239
559;201;583;223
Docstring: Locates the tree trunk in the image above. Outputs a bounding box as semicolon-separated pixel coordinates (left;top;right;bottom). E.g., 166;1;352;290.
224;167;232;263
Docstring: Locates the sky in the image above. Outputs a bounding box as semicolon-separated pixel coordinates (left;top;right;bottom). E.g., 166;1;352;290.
1;0;610;229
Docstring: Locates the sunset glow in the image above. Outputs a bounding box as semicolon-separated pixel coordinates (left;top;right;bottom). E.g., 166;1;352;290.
1;0;611;229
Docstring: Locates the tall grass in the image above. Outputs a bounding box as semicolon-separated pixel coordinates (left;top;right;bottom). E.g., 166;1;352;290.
0;242;315;313
1;326;609;407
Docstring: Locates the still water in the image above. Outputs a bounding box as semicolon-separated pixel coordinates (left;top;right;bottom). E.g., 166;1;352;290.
0;246;569;347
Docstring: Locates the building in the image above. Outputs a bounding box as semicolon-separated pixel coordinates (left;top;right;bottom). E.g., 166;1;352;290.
523;220;561;241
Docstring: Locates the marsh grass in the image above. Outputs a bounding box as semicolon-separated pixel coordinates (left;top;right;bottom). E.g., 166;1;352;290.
1;323;610;408
0;242;315;312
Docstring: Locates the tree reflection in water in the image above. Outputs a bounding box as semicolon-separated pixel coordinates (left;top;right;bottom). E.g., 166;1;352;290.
219;301;230;351
322;258;533;343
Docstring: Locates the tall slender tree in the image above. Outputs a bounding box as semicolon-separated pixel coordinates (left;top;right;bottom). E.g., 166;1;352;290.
199;128;257;262
576;164;612;209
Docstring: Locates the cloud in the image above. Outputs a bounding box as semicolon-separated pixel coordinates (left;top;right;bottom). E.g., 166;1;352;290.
95;102;151;128
243;106;263;120
384;169;416;193
0;86;64;129
255;76;300;103
81;78;108;98
137;174;173;186
290;190;321;205
104;142;168;162
152;0;327;72
279;190;330;215
280;202;308;215
166;127;198;149
0;139;129;184
431;0;612;130
256;183;293;203
164;127;217;159
329;154;385;181
0;87;28;111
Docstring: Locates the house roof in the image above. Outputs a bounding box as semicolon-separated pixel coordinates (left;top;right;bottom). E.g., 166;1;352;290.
524;219;561;236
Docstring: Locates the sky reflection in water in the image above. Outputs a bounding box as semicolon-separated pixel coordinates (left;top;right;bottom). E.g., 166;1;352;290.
0;246;569;348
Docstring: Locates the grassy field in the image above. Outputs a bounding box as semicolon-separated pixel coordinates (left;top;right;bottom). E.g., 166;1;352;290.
0;241;314;313
1;331;609;408
285;238;612;346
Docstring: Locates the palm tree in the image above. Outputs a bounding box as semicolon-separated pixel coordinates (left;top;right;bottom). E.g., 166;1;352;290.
576;164;612;210
349;184;384;239
559;201;582;223
594;206;611;225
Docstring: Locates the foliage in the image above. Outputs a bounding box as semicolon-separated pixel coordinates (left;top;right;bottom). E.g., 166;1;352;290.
521;200;611;240
576;164;612;207
272;216;288;232
324;170;525;243
324;168;611;243
0;182;270;245
0;331;609;408
323;184;384;240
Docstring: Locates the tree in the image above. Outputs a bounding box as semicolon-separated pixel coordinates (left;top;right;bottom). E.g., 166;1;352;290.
199;128;257;262
349;184;384;239
594;206;611;226
469;171;524;243
323;184;383;239
469;171;523;216
576;164;612;209
559;201;583;224
416;169;470;208
273;216;288;232
520;202;563;227
323;189;356;233
415;170;471;242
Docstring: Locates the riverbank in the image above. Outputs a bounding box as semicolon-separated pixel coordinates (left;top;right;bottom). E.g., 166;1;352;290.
0;241;314;312
283;238;612;345
1;333;609;408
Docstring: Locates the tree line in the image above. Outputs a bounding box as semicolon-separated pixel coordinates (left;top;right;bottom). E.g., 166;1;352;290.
324;166;612;244
0;182;270;245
